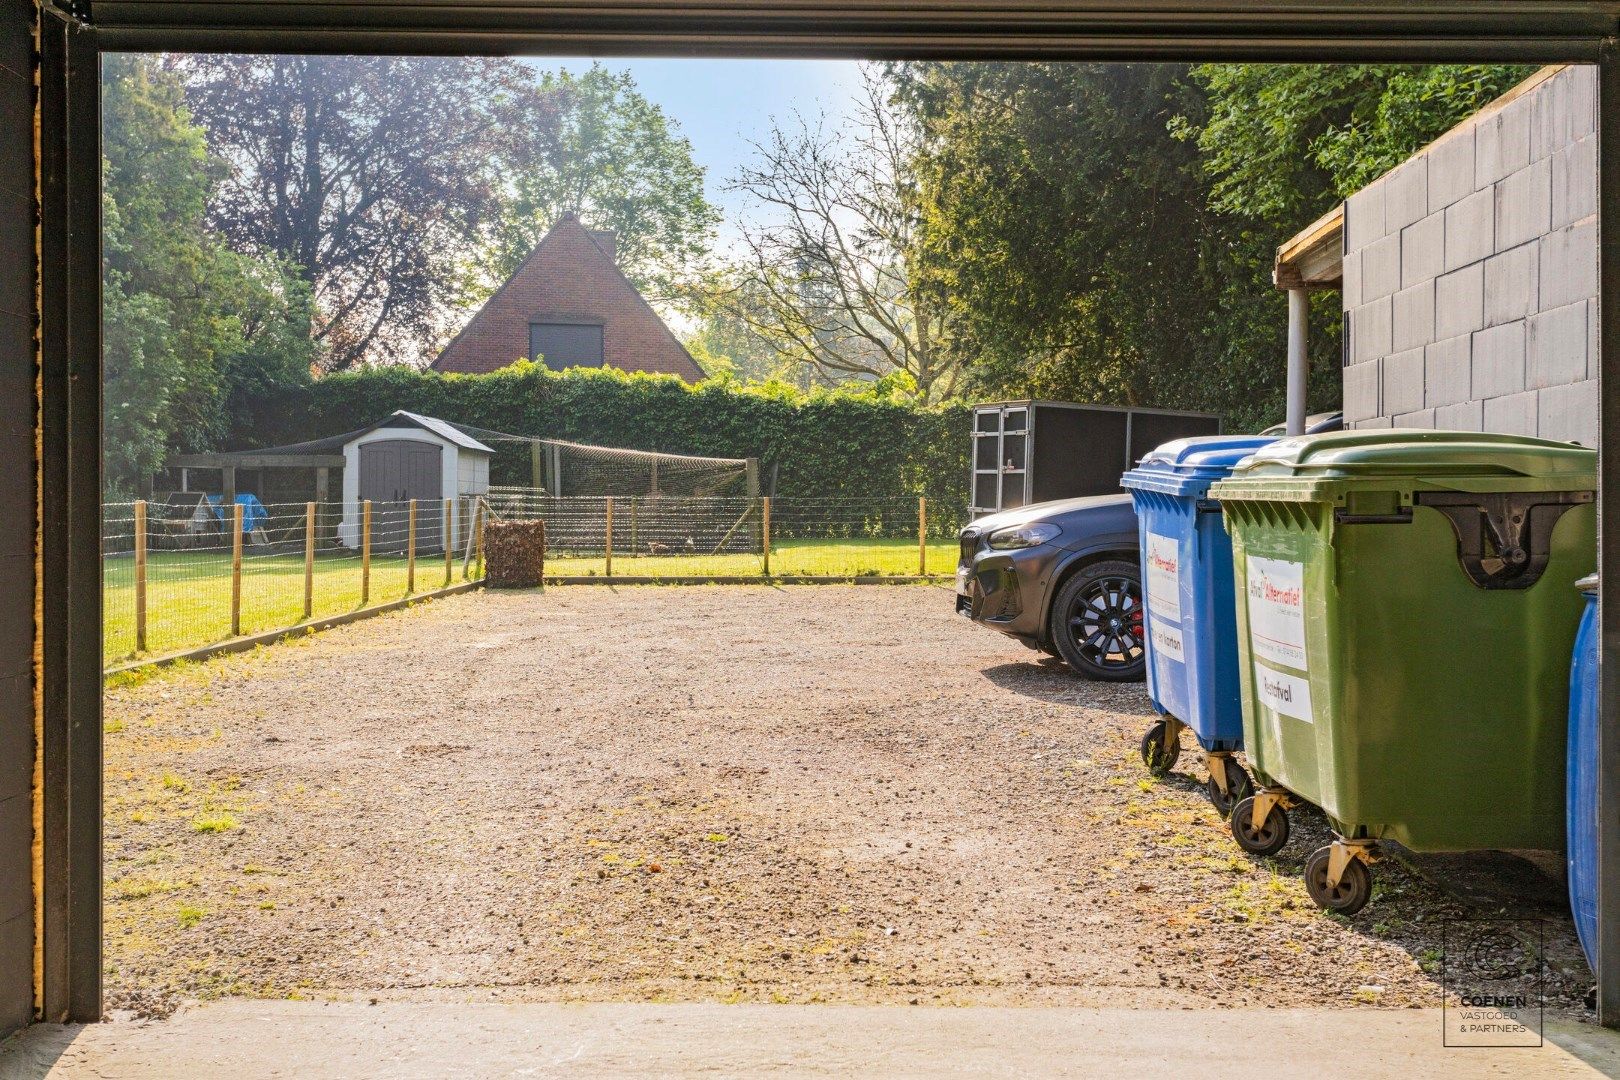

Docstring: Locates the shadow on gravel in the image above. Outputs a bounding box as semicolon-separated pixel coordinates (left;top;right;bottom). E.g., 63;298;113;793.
977;653;1597;1018
1399;848;1570;918
977;659;1155;712
1233;800;1594;1017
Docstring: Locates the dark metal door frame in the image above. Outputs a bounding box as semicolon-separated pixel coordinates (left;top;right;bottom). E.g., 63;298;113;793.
38;3;102;1026
32;0;1620;1029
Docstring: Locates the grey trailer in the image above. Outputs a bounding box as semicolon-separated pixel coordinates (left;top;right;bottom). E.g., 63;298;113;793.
970;400;1223;517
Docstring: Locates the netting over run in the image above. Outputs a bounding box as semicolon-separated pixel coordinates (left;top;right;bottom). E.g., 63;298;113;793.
448;423;755;498
546;439;751;497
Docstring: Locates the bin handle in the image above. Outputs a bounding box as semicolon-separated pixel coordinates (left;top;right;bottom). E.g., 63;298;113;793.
1413;490;1594;590
1333;508;1413;525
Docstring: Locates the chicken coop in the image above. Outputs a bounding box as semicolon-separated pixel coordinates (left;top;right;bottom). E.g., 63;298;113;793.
970;400;1222;517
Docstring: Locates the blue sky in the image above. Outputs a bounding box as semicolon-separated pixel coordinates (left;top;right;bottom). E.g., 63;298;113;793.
534;57;869;238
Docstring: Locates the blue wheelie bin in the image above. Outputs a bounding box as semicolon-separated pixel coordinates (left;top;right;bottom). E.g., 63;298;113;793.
1121;435;1277;814
1568;572;1599;973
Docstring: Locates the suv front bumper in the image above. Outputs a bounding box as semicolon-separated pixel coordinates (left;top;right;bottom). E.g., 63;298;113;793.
955;541;1058;644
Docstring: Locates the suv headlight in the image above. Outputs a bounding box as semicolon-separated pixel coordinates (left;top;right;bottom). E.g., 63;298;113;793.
987;522;1062;550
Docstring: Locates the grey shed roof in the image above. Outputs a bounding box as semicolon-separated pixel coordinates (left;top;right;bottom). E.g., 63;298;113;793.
377;411;495;454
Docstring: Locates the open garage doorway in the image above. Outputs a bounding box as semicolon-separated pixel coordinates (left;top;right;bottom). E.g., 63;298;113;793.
81;41;1609;1034
13;1;1620;1070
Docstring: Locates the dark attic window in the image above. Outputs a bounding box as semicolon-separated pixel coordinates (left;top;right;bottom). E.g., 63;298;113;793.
530;321;605;370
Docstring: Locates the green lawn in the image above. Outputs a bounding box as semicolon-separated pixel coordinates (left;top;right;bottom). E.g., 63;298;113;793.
103;550;474;663
546;537;958;579
103;538;955;664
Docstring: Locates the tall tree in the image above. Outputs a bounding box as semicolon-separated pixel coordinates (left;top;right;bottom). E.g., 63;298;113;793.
1174;64;1536;224
725;68;955;402
894;62;1308;423
474;65;720;311
102;54;314;492
171;54;548;370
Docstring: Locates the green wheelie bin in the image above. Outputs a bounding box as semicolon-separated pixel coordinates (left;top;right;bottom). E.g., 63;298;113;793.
1208;430;1596;915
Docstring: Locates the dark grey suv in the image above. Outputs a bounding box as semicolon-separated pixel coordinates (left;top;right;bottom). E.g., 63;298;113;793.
956;494;1146;679
956;411;1343;680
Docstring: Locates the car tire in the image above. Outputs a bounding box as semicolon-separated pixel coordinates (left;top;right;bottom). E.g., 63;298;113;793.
1048;560;1147;682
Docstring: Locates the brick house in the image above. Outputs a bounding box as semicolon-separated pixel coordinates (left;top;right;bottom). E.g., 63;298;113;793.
432;212;705;381
1273;64;1597;446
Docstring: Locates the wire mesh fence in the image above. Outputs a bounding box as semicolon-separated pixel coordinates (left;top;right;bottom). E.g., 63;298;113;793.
103;498;485;665
102;493;958;667
487;493;959;579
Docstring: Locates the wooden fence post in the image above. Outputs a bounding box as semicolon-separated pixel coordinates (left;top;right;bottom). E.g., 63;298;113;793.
444;497;453;586
303;501;315;621
475;500;486;577
605;496;614;578
133;499;147;653
407;498;417;595
918;496;928;577
230;501;243;637
361;499;372;604
762;496;772;577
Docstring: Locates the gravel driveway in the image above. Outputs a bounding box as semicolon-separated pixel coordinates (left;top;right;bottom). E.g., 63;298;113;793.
103;584;1592;1018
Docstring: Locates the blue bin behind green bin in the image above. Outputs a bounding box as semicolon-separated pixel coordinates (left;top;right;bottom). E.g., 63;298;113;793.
1121;435;1276;752
1568;573;1599;973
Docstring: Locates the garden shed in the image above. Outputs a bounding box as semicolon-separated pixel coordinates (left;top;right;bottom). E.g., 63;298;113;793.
335;412;493;553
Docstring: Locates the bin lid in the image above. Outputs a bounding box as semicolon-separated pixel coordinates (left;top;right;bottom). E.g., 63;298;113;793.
1577;573;1598;594
1221;429;1596;488
1121;435;1277;498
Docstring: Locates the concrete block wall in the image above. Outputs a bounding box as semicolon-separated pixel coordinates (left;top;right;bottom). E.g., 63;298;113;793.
1341;65;1598;446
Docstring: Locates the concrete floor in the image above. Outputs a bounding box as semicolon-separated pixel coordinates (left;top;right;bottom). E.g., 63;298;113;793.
4;1001;1620;1079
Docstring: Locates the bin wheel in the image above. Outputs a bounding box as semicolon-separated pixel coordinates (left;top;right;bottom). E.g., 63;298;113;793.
1230;795;1289;856
1140;721;1180;776
1205;758;1254;818
1304;846;1372;916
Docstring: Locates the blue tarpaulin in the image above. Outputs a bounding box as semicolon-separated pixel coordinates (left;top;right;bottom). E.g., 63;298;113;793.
206;493;268;535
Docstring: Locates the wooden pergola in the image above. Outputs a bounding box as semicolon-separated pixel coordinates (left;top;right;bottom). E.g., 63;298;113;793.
165;451;343;507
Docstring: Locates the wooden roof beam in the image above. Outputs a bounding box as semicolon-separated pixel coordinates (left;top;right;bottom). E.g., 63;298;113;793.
1273;203;1345;291
168;453;346;470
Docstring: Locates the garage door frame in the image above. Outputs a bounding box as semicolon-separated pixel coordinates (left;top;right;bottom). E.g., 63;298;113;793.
28;0;1620;1031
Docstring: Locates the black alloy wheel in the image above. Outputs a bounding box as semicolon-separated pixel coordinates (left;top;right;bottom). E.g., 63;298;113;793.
1049;560;1147;682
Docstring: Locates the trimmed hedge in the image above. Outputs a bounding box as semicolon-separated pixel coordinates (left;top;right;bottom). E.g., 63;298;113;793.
230;363;973;528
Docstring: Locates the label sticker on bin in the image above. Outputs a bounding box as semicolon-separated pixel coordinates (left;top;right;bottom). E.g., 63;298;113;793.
1150;619;1185;663
1145;533;1186;665
1257;667;1313;723
1146;533;1182;624
1247;555;1314;723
